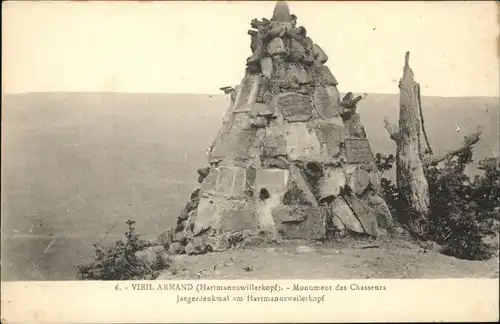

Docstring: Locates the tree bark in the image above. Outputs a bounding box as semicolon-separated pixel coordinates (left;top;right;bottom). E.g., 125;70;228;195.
384;52;483;237
385;52;430;236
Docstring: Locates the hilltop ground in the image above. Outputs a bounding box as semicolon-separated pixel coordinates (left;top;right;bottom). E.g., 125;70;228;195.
155;236;499;280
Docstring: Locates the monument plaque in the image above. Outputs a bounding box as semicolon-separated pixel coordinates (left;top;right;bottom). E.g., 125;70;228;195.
255;168;290;195
344;138;375;164
313;86;340;119
277;93;313;122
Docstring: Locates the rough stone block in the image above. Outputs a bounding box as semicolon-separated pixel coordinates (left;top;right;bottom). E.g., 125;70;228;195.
344;113;367;138
347;167;370;195
209;166;251;198
362;192;394;229
260;57;273;79
168;242;185;254
276;93;313;122
157;228;173;248
268;37;287;55
317;119;345;158
290;39;306;61
273;205;308;223
233;74;261;113
201;169;219;194
231;113;253;130
135;245;165;265
251;102;274;117
284;123;322;161
314;65;338;86
368;171;382;194
318;167;346;202
210;129;253;162
344;195;379;237
331;196;364;234
215;166;235;195
275;206;326;239
332;215;345;231
313;85;342;119
263;157;289;169
193;196;221;236
220;200;258;232
245;166;257;192
285;165;318;207
262;125;287;158
312;44;328;63
286;63;311;85
255;198;279;233
251;117;267;128
232;167;249;197
325;85;341;104
344;138;375;165
185;237;211;255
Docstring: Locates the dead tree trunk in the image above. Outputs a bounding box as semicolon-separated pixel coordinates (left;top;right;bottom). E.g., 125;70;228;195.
384;52;483;237
384;52;430;235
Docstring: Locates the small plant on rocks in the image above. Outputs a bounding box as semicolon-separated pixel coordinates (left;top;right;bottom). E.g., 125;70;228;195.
76;220;170;280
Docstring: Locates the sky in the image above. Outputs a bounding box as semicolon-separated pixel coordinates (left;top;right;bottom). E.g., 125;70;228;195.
2;1;499;97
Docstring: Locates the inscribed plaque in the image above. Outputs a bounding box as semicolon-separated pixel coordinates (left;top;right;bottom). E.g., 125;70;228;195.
344;138;375;164
277;93;313;122
313;86;341;119
255;169;290;195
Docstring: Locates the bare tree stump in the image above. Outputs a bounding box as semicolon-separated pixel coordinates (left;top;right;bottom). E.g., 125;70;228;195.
385;52;430;235
384;52;483;237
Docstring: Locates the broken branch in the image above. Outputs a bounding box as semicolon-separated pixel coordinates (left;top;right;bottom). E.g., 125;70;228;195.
383;117;400;142
425;128;482;166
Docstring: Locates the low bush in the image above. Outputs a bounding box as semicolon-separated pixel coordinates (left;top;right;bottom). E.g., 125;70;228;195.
76;220;169;280
375;150;499;261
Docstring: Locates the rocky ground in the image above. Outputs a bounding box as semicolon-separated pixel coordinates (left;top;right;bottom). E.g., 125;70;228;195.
152;236;499;280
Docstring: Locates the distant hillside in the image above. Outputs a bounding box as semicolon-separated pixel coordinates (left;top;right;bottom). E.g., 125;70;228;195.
3;91;499;162
1;92;498;280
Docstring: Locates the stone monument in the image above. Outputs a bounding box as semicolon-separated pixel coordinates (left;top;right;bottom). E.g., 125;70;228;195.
164;1;394;255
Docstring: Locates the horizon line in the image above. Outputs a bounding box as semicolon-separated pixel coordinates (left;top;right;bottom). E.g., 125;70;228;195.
3;91;499;99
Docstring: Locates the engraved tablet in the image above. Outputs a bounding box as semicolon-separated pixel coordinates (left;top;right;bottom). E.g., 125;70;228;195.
314;86;341;119
255;168;290;195
277;93;313;122
344;138;375;164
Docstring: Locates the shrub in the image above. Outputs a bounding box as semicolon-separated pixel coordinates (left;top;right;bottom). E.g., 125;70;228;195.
76;220;169;280
375;151;499;261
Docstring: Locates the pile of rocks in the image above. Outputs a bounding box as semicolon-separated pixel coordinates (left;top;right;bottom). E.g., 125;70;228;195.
161;1;394;255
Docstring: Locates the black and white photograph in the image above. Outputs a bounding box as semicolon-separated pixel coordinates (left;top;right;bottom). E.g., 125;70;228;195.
1;0;499;321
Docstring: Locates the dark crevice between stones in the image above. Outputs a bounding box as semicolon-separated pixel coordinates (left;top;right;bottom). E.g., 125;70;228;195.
259;188;271;201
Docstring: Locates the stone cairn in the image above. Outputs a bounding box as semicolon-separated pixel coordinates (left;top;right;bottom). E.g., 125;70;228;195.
162;1;394;255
